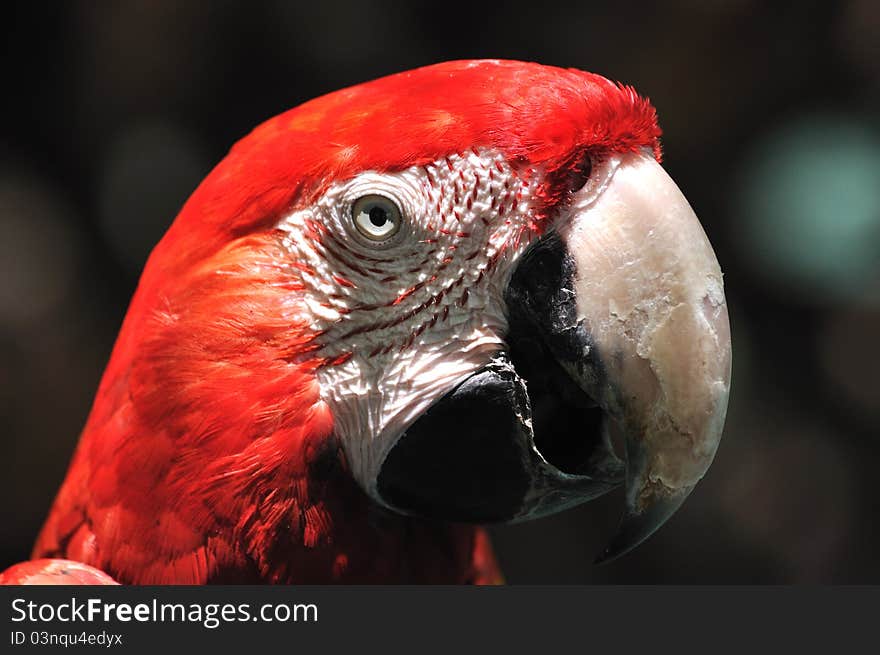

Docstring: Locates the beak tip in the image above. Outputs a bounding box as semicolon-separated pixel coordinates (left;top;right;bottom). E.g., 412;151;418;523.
593;487;692;565
593;546;623;566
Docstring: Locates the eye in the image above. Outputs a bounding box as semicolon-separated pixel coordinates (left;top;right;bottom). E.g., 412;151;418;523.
352;195;402;242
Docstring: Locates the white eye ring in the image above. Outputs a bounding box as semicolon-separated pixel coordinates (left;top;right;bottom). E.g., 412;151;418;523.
352;194;403;243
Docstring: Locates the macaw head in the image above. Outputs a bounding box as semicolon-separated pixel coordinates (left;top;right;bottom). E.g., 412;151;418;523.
100;59;730;566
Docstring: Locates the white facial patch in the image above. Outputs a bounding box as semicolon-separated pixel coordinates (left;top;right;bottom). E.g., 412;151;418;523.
276;149;544;500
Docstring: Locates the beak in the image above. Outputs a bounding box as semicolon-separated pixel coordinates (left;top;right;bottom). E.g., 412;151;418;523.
508;151;731;561
377;151;731;561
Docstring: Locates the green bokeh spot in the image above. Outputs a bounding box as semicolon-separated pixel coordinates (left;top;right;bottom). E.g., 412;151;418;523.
738;115;880;302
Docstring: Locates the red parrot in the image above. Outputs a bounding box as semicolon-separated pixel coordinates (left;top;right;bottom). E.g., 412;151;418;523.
1;60;731;585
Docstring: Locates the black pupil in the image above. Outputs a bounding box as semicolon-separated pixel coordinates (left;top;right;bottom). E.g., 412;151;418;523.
368;205;389;227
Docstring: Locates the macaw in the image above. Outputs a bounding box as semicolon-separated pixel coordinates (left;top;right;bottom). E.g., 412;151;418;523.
0;60;731;585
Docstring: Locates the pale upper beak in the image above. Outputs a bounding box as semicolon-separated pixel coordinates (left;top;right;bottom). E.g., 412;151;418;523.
558;151;732;561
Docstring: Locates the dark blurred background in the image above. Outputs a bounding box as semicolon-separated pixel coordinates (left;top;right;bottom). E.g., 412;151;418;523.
2;1;878;583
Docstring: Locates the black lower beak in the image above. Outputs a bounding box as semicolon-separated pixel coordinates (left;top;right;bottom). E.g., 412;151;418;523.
376;349;624;523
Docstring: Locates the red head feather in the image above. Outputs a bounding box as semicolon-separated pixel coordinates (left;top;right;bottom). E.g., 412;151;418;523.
146;59;660;286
